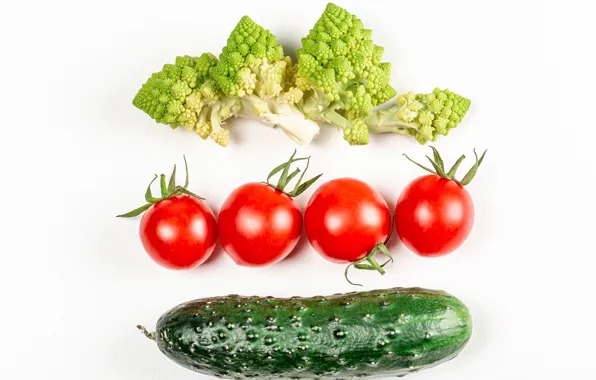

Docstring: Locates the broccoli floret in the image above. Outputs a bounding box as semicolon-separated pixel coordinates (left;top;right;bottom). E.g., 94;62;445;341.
213;16;284;98
294;3;396;145
212;15;320;145
365;88;471;144
132;53;238;147
343;119;369;145
133;17;320;147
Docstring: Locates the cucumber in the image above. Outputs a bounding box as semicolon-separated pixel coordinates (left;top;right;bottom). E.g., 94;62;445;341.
139;287;472;379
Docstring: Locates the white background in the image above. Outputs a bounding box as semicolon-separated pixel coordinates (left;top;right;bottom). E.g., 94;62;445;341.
1;0;594;379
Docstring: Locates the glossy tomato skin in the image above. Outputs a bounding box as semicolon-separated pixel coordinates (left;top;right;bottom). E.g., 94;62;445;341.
304;178;392;263
139;195;218;270
395;174;474;257
218;182;303;267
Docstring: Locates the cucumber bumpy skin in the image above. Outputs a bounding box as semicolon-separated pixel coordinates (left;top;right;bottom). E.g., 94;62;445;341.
142;287;473;379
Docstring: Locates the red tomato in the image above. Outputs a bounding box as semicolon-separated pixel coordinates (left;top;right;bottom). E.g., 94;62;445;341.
139;195;218;269
304;178;392;263
218;183;303;266
395;174;474;257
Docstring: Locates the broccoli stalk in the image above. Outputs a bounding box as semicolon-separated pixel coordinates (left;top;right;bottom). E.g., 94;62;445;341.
300;87;472;145
239;96;321;145
231;91;320;146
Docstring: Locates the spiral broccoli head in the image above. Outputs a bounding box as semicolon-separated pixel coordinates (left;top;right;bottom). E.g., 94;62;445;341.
343;119;369;145
133;53;221;131
210;127;230;147
195;110;212;140
213;16;289;99
133;53;237;147
296;3;395;113
344;84;373;120
397;88;471;144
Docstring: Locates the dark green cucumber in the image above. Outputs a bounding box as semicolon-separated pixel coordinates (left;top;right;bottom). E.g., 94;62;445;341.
140;287;472;379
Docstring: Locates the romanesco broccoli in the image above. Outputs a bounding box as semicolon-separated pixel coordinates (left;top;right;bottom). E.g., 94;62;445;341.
132;53;236;146
132;4;472;147
293;2;396;145
365;88;471;144
133;16;320;147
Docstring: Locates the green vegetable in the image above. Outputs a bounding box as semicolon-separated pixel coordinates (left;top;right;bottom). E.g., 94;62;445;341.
133;16;320;147
294;2;396;145
132;3;472;147
132;53;237;146
365;88;472;144
294;4;471;145
138;287;473;379
212;16;321;145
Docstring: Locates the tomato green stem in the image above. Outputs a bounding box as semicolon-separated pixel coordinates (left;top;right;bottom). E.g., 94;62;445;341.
182;155;190;188
366;256;386;274
426;155;446;177
160;174;168;197
344;243;394;287
344;211;395;287
265;150;323;197
459;149;487;185
447;155;466;177
404;146;487;186
430;146;445;172
145;175;159;202
117;155;205;218
168;164;177;192
116;203;153;218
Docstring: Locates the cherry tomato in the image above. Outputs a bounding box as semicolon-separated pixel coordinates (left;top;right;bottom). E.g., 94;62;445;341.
118;156;217;270
396;147;487;257
218;183;303;266
218;150;322;267
396;175;473;257
304;178;392;264
139;195;217;269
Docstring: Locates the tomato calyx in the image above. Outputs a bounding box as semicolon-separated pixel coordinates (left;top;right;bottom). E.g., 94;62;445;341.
344;243;394;287
117;155;205;218
344;213;395;287
403;146;488;186
265;150;323;197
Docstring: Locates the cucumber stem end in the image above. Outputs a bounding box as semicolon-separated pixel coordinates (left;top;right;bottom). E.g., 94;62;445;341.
137;325;156;341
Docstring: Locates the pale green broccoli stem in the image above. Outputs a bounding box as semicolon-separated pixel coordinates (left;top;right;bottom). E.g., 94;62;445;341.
323;109;353;130
195;107;211;139
209;105;230;147
297;97;370;145
365;108;415;135
318;108;369;146
365;105;437;146
237;96;320;146
267;102;321;146
210;105;222;132
365;88;471;144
